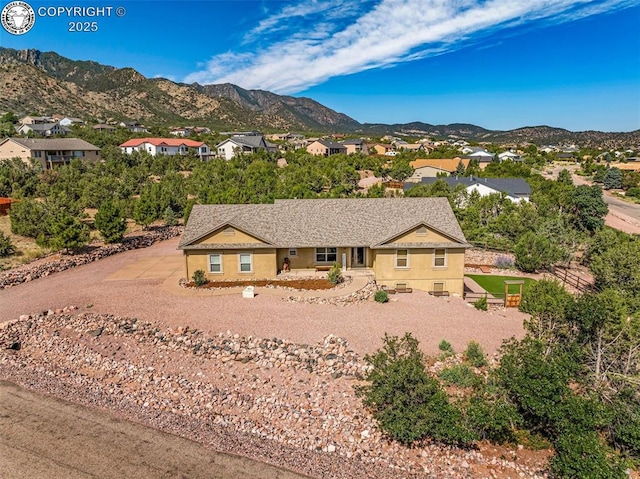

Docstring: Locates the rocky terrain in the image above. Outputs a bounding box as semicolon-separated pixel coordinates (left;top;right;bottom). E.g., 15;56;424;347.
0;47;359;131
0;310;550;479
1;47;637;145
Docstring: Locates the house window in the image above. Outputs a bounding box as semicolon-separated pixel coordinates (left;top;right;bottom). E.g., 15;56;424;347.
433;282;445;293
239;252;253;273
288;248;297;257
434;249;446;267
209;254;222;273
34;151;42;158
396;282;408;290
316;247;337;263
416;226;428;236
395;249;409;268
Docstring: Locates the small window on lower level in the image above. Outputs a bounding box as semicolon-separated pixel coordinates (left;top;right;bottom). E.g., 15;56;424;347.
239;252;253;273
288;248;297;257
433;282;445;292
209;253;222;273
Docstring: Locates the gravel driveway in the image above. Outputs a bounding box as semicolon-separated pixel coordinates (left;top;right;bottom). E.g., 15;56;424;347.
0;237;526;356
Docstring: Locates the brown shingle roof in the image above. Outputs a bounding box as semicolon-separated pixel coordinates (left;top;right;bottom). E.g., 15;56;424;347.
179;198;468;250
5;137;100;151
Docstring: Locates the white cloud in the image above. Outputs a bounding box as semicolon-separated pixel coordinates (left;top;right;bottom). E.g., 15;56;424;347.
184;0;635;93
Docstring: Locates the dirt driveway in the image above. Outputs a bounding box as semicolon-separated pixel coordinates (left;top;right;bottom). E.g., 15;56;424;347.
0;381;309;479
0;238;526;356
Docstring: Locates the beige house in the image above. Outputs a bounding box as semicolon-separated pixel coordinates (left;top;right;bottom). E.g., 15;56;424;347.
306;139;347;156
406;158;470;182
0;137;101;169
178;198;470;295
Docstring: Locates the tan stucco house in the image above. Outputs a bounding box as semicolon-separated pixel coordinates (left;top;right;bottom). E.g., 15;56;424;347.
178;198;470;295
0;137;101;169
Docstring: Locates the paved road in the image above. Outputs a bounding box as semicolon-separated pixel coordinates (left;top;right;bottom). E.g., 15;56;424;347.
0;381;309;479
546;165;640;233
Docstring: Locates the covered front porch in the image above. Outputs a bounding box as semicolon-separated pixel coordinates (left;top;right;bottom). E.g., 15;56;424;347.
276;246;373;275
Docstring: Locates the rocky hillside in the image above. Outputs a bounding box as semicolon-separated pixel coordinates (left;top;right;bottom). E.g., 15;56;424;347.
0;47;637;146
0;47;359;131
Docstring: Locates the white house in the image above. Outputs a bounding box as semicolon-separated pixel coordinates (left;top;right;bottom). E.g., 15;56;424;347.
498;151;522;162
16;122;70;136
407;177;531;203
119;138;210;158
216;135;275;160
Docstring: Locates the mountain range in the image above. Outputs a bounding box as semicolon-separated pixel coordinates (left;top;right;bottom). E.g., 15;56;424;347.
1;47;638;147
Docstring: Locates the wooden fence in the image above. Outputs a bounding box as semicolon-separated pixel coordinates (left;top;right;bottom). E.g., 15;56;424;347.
544;265;599;294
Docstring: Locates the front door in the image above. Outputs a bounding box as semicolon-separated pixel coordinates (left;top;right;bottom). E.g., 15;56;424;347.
351;247;365;267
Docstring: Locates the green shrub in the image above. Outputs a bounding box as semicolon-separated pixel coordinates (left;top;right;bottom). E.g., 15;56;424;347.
374;289;389;303
551;430;625;479
327;262;343;285
473;296;488;311
438;364;480;388
464;340;488;367
626;186;640;198
0;231;15;257
192;269;208;287
355;333;476;446
466;392;522;444
438;339;454;357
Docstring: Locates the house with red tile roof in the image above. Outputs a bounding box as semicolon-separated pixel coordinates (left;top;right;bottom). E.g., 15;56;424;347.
119;138;211;158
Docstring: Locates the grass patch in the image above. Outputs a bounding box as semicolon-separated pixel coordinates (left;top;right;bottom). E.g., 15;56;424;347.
465;274;535;296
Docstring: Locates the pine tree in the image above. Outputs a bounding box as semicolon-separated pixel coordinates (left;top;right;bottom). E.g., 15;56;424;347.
49;210;89;254
95;200;127;243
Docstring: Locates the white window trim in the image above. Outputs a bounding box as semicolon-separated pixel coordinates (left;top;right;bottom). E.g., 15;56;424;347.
395;249;409;269
208;253;223;274
315;247;337;264
238;252;253;273
433;248;447;268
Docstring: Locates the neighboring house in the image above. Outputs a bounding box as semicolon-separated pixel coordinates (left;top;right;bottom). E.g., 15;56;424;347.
341;139;369;155
119;122;149;133
178;198;470;295
498;151;522;162
406;176;531;203
406;158;470;182
216;135;276;160
170;127;192;137
370;143;395;155
16;122;70;137
0;137;101;169
58;117;84;126
397;143;425;152
468;150;495;163
119;138;211;158
306;139;347;157
19;115;51;125
93;123;116;133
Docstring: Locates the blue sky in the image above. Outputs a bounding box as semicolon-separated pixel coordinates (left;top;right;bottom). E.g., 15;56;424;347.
1;0;639;132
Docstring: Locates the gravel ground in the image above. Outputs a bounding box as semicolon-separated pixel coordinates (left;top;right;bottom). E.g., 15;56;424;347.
0;311;549;479
0;237;526;357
